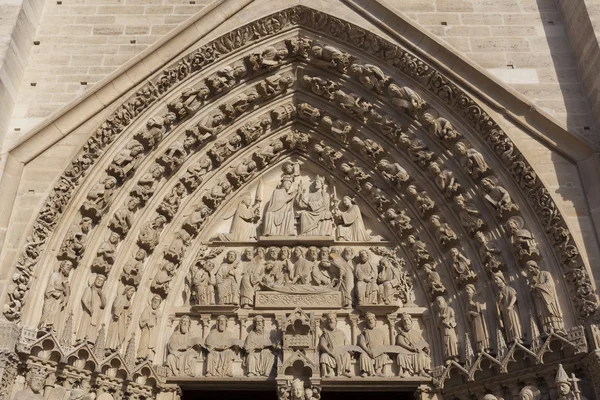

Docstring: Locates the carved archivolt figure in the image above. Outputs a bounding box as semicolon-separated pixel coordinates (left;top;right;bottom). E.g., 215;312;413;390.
455;195;485;235
190;260;216;306
464;284;490;353
310;44;351;72
358;312;392;377
407;235;432;266
321;115;352;143
216;251;242;305
166;316;199;376
158;183;187;220
350;63;388;94
526;261;564;335
81;176;118;220
474;231;505;273
319;312;352;378
378;159;410;188
449;248;477;286
244;315;277;377
13;369;45;400
455;142;490;181
519;386;541;400
296;176;333;236
152;261;176;296
493;272;523;344
434;296;459;361
385;208;412;238
422;112;461;142
91;232;120;274
106;285;135;352
351;136;384;162
363;182;390;211
314;141;342;170
395;313;431;377
122;248;146;287
481;176;519;219
430;215;457;247
138;215;166;252
137;294;162;361
340;162;369;191
355;250;378;305
205;315;236;377
429;162;461;198
183;205;210;235
388;84;426;115
180;157;211;191
165;230;191;263
203;180;232;211
58;217;92;263
131;164;165;203
507;216;539;261
39;260;73;331
302;75;337;100
335;90;372;121
263;175;297;237
109;198;139;236
334;196;370;242
246;46;286;72
256;73;294;98
407;185;435;217
423;263;446;297
77;274;107;344
407;138;435;167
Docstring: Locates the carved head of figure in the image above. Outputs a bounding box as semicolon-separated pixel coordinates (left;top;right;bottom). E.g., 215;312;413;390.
69;389;91;400
556;364;571;397
305;388;313;400
203;260;216;273
526;260;540;277
104;176;118;190
243;248;254;262
449;248;460;261
481;177;495;192
313;176;326;191
482;394;498;400
434;296;447;311
280;246;291;260
281;175;294;191
268;247;280;261
216;315;228;332
407;185;418;197
407;235;416;245
455;142;467;156
253;315;265;334
150;294;162;310
26;370;45;394
519;386;541;400
399;312;413;332
358;250;370;263
465;284;476;301
124;285;135;300
80;217;93;234
320;247;330;261
430;215;441;227
474;231;487;245
365;312;377;329
379;257;392;270
342;247;354;262
179;315;191;334
135;248;147;261
325;312;337;331
307;247;319;262
226;250;237;264
94;274;106;289
290;379;305;400
492;272;506;290
59;260;74;276
293;246;305;260
429;161;441;175
422;112;436;126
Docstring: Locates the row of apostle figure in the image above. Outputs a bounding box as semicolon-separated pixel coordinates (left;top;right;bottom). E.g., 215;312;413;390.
165;312;430;378
188;246;409;308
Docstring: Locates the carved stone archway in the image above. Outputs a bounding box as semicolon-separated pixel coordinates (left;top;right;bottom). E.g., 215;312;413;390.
1;2;599;400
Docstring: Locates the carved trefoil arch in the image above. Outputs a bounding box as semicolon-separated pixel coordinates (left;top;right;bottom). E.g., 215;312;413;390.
1;2;599;400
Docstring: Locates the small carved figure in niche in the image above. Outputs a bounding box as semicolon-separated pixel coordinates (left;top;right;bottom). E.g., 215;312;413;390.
208;135;242;166
165;230;191;263
474;231;505;273
449;248;477;286
430;215;457;247
464;284;490;353
319;312;352;378
351;136;384;163
507;216;539;261
423;263;446;297
58;217;92;263
377;257;401;305
77;274;107;344
180;157;212;191
151;261;176;295
407;185;435;217
255;139;285;167
81;176;118;220
256;73;294;98
297;102;321;125
526;261;565;335
378;159;410;188
137;294;162;361
296;176;334;236
106;285;135;352
203;180;232;211
355;250;378;305
291;247;312;285
480;176;519;219
167;316;199;376
91;232;120;274
206;65;244;94
223;90;261;121
363;182;390;211
157;183;187;220
388;84;426;116
434;296;459;362
227;159;258;188
331;247;355;308
407;138;435;168
302;75;337;100
13;369;46;400
370;110;403;139
107;139;145;181
286;37;312;58
335;90;372;121
122;248;146;287
135;115;170;149
314;141;342;170
190;260;216;306
455;142;490;181
395;313;431;377
138;215;167;252
429;162;460;198
312;247;335;287
321;115;352;143
333;196;370;242
246;46;286;72
158;138;189;173
216;250;242;305
108;197;139;236
263;175;297;237
244;315;277;377
556;364;586;400
39;260;73;331
455;195;485;235
183;205;210;235
240;249;265;308
358;312;392;377
131;164;165;203
205;315;236;377
384;208;412;238
310;44;351;72
219;194;261;242
493;272;523;344
196;111;225;138
350;63;388;94
340;162;370;191
422;112;461;142
407;235;432;266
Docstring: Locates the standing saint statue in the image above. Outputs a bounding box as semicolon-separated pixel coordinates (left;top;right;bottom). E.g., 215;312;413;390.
205;315;236;377
464;284;490;353
319;312;353;377
358;312;392;377
77;274;107;343
355;250;378;305
334;196;370;241
244;315;277;376
395;313;431;377
240;249;265;309
166;316;199;376
39;260;73;331
526;261;564;335
137;294;162;361
296;176;334;236
215;250;242;305
106;285;135;352
263;175;297;236
434;296;459;362
329;248;355;308
493;272;523;344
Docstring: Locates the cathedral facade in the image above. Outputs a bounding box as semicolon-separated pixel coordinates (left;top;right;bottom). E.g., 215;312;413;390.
0;1;600;400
